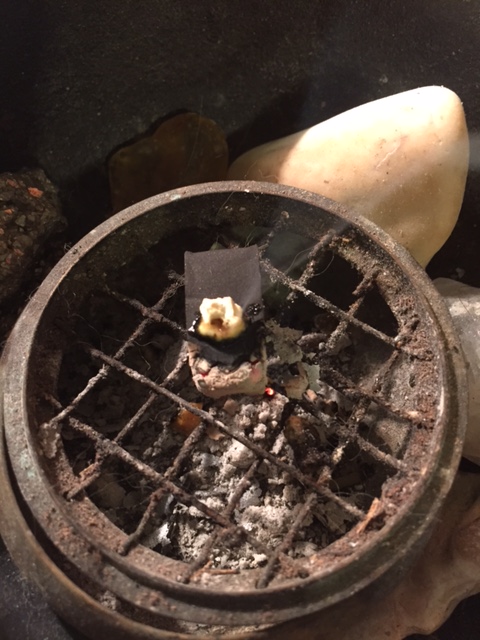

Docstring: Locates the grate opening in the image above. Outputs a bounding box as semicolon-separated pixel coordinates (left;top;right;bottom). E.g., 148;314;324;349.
354;284;399;337
306;251;364;312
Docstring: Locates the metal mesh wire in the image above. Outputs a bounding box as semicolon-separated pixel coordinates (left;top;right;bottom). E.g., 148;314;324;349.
40;221;436;590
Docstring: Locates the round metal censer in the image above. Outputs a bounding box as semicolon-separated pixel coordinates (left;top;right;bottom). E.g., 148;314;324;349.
0;181;466;638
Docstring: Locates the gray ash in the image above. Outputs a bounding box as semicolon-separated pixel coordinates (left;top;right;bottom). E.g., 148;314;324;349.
58;309;385;573
141;393;336;569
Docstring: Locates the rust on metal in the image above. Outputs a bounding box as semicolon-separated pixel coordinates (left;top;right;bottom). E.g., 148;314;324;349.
0;182;466;634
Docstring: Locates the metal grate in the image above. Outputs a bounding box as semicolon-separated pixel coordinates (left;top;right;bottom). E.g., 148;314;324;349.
36;211;438;595
4;184;460;630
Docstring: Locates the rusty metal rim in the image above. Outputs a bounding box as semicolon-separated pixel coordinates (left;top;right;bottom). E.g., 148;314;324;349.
0;182;467;627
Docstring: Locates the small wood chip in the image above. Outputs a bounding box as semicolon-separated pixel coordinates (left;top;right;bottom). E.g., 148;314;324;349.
356;498;384;534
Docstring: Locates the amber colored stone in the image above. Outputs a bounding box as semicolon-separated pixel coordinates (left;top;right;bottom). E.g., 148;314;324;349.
171;403;203;436
109;113;228;212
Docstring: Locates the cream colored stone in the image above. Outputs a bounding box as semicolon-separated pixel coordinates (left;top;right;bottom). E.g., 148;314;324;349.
228;86;469;267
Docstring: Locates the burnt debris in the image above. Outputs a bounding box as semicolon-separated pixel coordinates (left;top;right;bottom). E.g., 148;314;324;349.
185;245;264;366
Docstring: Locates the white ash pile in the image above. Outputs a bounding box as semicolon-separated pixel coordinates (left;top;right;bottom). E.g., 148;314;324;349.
137;325;360;570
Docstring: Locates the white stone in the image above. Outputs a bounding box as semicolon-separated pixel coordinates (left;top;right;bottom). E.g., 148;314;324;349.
228;86;469;267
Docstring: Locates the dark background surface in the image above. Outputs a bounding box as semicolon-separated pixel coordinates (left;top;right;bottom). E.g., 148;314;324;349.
1;1;480;638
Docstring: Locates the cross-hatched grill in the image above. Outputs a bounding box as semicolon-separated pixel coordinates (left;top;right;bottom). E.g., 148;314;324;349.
36;209;438;594
4;184;460;630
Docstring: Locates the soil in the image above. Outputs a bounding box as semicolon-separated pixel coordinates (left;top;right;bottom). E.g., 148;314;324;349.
0;168;67;342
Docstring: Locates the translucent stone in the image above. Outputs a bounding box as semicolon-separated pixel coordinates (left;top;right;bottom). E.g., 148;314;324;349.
109;112;228;212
